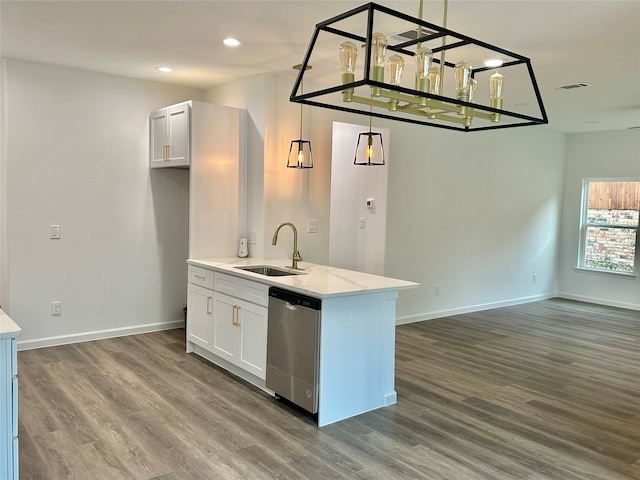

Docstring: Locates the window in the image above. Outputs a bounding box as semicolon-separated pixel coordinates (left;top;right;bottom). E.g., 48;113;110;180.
578;179;640;275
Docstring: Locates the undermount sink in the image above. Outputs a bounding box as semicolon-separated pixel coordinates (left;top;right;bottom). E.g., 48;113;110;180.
234;265;305;277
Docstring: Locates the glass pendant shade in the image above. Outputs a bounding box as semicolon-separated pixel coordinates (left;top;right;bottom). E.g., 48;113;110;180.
354;132;385;166
287;140;313;168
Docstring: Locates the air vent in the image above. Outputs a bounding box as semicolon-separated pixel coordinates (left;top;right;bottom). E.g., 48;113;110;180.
391;28;438;43
554;83;592;90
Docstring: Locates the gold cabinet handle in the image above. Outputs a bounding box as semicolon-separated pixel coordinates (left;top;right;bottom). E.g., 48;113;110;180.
163;144;170;162
193;274;206;280
232;305;241;326
206;296;212;315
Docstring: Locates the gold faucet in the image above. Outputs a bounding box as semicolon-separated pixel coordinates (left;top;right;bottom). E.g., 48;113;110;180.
272;222;302;270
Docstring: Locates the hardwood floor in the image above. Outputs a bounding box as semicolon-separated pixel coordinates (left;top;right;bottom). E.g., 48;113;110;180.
18;298;640;479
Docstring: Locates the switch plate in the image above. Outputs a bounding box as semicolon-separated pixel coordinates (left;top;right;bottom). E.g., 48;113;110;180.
406;219;413;231
308;220;318;233
51;301;62;316
359;217;366;229
248;231;256;245
50;224;61;239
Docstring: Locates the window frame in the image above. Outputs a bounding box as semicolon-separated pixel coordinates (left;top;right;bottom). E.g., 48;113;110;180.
577;177;640;277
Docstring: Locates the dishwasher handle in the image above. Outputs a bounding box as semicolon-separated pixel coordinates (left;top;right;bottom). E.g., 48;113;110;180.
269;287;321;311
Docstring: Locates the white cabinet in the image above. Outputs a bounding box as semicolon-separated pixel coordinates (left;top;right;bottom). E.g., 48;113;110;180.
1;311;21;480
150;101;190;168
212;292;268;379
186;267;268;382
149;100;247;259
186;266;214;350
186;283;213;350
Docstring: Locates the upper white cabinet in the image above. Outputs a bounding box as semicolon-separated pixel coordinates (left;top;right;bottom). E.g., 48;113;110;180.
150;101;190;168
150;100;247;258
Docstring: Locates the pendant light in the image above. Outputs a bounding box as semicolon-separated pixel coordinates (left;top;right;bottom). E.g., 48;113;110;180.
290;0;547;132
287;64;313;169
354;100;385;166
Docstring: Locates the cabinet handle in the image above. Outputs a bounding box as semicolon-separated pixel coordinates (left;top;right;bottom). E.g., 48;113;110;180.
163;144;170;162
232;305;241;326
193;274;206;280
206;296;212;315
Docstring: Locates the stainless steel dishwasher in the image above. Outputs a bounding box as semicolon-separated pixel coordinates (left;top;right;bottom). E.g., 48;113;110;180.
266;287;321;414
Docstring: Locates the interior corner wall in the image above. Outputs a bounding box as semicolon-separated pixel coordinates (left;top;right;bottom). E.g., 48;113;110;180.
2;58;204;347
558;128;640;310
204;74;270;259
205;72;332;265
383;123;566;323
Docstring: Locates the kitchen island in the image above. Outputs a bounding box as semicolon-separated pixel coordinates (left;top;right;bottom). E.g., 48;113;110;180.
186;258;419;426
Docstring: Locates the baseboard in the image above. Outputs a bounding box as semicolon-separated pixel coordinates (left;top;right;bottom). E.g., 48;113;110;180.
557;292;640;312
17;320;185;351
396;293;556;325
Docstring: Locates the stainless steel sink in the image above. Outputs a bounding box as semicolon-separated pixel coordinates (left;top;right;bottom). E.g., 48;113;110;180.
234;265;305;277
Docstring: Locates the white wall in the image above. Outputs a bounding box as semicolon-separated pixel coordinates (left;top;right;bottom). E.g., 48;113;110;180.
205;72;332;265
329;121;389;275
558;129;640;310
383;123;566;323
1;59;203;347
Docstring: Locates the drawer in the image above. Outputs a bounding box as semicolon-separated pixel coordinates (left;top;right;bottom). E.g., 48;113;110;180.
214;272;241;297
189;265;214;289
215;272;269;307
241;280;269;307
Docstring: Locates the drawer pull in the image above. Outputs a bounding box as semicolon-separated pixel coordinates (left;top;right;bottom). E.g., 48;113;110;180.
193;274;206;280
232;305;241;326
206;296;212;315
163;144;170;162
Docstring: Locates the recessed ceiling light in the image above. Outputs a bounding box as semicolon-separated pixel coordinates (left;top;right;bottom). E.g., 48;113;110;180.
483;59;504;68
223;37;241;47
156;66;173;73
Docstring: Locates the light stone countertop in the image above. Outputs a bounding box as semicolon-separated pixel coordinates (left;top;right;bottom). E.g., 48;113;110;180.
188;257;419;299
0;309;21;339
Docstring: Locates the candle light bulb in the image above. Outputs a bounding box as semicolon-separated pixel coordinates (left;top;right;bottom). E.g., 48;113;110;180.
339;41;358;101
415;47;433;92
388;54;404;86
454;61;473;102
489;72;505;121
370;32;387;96
428;67;441;95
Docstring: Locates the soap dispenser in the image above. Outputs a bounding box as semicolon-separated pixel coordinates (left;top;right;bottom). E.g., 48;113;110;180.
238;237;248;258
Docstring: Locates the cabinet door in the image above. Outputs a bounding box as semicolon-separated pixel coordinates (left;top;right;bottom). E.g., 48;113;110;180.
167;103;190;166
237;301;268;380
149;108;169;168
212;293;238;363
186;284;213;350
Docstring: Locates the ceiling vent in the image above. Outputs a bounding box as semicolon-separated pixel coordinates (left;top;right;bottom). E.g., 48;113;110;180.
554;83;592;91
391;28;438;43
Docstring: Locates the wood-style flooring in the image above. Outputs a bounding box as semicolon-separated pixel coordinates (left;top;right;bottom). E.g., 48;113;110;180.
18;298;640;479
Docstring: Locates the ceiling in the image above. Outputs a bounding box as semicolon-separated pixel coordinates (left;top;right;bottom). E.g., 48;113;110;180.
1;0;639;134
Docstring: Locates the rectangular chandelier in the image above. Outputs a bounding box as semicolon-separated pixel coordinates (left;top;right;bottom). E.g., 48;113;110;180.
291;2;548;132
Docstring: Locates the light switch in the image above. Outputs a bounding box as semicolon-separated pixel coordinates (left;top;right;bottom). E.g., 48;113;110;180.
50;225;61;239
359;217;366;229
308;220;318;233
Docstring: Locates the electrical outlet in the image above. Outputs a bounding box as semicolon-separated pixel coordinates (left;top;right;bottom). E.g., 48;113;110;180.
533;273;537;284
51;301;62;316
359;217;366;229
406;219;413;231
308;219;318;233
435;284;441;296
